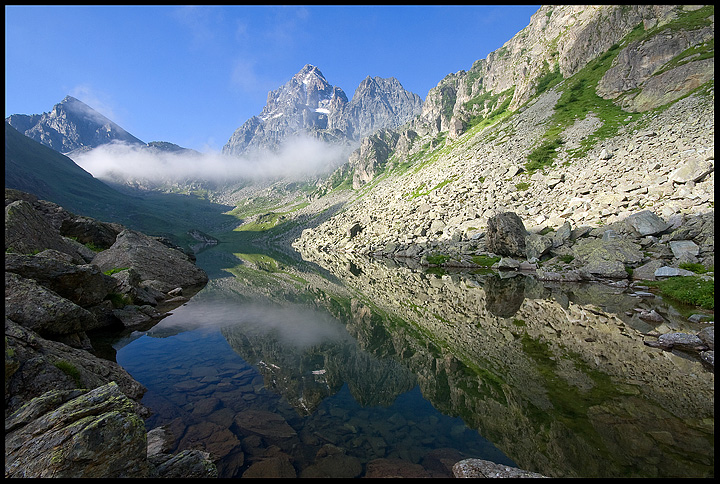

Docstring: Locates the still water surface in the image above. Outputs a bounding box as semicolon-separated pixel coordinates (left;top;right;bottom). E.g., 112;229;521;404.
114;245;714;478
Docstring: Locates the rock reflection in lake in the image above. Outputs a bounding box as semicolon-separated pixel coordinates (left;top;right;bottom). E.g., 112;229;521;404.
116;248;713;478
295;250;714;478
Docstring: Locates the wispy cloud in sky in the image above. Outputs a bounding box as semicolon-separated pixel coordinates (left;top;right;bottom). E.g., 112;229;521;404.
68;85;121;126
230;58;268;95
171;6;222;49
225;6;313;98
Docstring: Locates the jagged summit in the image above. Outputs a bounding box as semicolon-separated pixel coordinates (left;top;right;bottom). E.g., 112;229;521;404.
257;64;344;123
222;64;422;157
5;95;145;154
295;64;329;88
346;76;422;140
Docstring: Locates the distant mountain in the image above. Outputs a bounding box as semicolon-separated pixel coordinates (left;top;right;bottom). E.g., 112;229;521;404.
145;141;201;156
5;95;146;154
343;76;424;140
222;64;422;157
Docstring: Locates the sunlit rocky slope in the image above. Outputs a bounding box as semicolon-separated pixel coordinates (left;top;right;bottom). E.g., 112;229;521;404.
291;5;714;264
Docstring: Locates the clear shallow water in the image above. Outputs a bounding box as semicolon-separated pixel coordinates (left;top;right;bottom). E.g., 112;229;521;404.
116;303;515;478
113;247;714;478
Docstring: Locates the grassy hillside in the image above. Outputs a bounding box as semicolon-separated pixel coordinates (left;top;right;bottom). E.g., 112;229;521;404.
5;122;136;217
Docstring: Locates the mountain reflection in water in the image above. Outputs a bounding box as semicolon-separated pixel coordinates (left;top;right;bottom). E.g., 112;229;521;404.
115;248;714;478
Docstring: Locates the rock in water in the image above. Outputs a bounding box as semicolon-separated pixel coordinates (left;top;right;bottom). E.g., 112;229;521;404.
452;458;547;478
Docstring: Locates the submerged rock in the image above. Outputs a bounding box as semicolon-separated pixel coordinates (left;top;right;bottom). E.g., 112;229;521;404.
364;458;435;478
233;409;298;444
242;453;297;478
300;444;362;478
150;450;218;478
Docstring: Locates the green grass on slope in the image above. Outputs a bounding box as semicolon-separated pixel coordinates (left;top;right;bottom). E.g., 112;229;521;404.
526;6;715;173
644;276;714;310
524;41;639;173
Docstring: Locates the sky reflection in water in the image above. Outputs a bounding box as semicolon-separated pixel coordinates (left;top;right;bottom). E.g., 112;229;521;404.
116;296;515;477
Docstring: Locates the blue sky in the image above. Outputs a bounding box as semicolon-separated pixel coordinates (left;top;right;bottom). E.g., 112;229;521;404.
5;5;540;152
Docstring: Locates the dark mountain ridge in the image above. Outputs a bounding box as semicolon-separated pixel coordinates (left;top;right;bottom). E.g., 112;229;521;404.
4;122;135;218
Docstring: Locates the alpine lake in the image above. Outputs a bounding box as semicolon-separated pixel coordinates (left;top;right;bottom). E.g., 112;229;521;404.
107;235;714;478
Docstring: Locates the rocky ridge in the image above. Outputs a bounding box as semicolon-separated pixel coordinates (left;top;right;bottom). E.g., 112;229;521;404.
293;85;713;271
5;95;146;154
222;64;422;158
310;5;713;197
4;188;215;478
410;5;712;142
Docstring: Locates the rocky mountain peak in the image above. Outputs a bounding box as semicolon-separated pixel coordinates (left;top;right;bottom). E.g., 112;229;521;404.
347;76;423;140
294;64;329;90
58;94;86;110
258;64;340;122
6;95;145;154
222;65;422;158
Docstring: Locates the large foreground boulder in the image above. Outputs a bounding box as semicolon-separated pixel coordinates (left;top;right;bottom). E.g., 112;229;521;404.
92;229;209;294
5;250;112;307
5;200;84;263
5;273;96;337
5;318;146;415
571;237;644;279
5;382;149;478
60;215;124;250
485;212;528;258
624;210;669;236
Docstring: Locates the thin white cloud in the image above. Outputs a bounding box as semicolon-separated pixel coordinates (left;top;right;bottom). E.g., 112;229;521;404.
171;6;221;48
68;85;120;124
230;58;265;94
265;6;310;48
149;300;352;349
